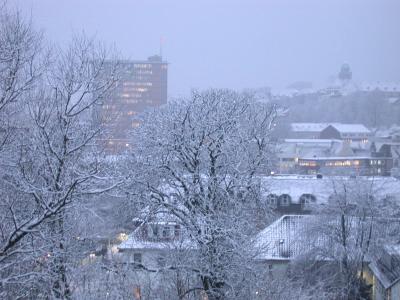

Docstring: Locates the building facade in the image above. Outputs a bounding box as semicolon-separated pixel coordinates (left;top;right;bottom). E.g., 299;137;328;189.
99;55;168;153
276;137;394;176
289;123;372;143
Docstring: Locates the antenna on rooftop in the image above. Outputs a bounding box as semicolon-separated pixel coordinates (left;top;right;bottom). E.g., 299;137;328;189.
159;36;165;59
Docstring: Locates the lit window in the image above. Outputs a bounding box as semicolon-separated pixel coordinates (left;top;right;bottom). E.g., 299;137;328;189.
117;233;128;241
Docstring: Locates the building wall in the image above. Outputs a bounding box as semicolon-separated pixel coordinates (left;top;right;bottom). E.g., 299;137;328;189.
296;158;392;176
114;248;200;299
289;131;321;139
262;260;290;278
277;158;297;173
117;248;167;269
391;282;400;300
366;264;400;300
320;125;371;142
373;277;388;300
99;56;167;153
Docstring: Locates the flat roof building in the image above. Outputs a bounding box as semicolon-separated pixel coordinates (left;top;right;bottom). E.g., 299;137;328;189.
98;55;168;153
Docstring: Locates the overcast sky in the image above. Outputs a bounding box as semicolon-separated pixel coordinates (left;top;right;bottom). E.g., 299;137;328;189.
14;0;400;96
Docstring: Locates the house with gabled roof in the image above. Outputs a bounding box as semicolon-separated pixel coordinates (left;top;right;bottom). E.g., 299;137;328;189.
253;215;400;278
367;244;400;300
320;124;372;143
289;123;331;139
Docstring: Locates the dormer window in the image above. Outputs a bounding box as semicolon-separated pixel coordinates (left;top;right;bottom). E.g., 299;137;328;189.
279;194;292;206
162;226;171;238
266;194;278;207
299;194;317;208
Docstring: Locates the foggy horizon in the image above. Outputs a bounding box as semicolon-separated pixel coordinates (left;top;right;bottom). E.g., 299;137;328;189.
15;0;400;97
2;1;400;299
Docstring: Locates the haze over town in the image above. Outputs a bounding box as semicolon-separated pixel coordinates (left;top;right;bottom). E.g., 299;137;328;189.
1;1;400;300
15;0;400;96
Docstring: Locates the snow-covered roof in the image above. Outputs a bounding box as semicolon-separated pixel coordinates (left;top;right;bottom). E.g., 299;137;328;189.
290;123;371;134
118;236;195;251
261;176;400;204
284;139;340;144
278;139;371;159
262;177;330;203
388;97;400;104
254;215;400;262
254;215;323;260
272;88;317;97
301;156;371;160
360;82;400;92
290;123;330;132
329;123;371;134
375;126;400;138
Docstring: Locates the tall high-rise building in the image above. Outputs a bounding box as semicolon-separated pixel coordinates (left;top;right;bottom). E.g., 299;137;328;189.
99;55;168;152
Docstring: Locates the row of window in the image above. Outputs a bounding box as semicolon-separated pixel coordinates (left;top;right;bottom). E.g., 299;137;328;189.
122;87;149;93
298;161;317;167
135;70;153;75
123;81;153;87
146;224;181;239
325;160;360;167
299;159;386;168
120;93;143;98
370;160;383;165
131;253;166;269
266;193;317;206
342;133;370;137
134;64;152;69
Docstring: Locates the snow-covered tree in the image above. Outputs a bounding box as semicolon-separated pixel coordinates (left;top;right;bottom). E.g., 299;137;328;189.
128;89;277;299
0;6;120;295
0;2;44;156
290;178;400;299
0;4;45;296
